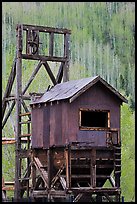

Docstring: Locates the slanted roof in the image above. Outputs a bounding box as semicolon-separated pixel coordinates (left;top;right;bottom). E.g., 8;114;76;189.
30;75;128;105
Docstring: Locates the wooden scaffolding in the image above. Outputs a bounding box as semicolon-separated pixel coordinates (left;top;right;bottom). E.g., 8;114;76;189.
2;24;71;201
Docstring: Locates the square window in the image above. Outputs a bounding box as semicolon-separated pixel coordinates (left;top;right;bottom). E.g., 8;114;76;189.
79;109;110;130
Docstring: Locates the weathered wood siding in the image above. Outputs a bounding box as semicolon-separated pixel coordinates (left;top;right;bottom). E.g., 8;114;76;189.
31;105;44;148
31;81;122;148
67;81;121;146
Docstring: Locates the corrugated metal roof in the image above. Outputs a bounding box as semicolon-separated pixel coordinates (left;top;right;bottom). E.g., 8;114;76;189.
30;75;128;104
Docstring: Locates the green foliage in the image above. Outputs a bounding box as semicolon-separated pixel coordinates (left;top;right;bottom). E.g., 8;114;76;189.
121;104;135;202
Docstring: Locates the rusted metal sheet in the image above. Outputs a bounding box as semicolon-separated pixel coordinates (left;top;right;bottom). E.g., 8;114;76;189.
31;76;128;105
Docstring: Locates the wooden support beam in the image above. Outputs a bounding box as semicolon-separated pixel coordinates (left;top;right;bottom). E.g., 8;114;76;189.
2;140;16;145
32;190;67;198
20;160;31;198
22;24;71;34
49;32;54;56
90;149;96;187
70;187;121;193
19;121;31;124
73;194;83;202
18;149;31;158
5;96;16;102
51;165;65;188
42;61;57;85
2;57;16;119
64;146;71;189
109;176;115;187
4;95;31;101
63;33;70;82
20;134;31;137
14;24;23;200
22;54;66;62
103;193;114;202
47;149;51;189
56;62;64;83
19;112;31;116
2;137;31;145
21;100;31;120
2;186;14;191
33;157;48;187
2;100;16;128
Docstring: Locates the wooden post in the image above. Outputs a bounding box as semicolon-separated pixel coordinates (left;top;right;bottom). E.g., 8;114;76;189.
63;33;70;82
49;32;54;56
90;149;96;187
65;145;71;189
2;58;16;120
47;148;51;201
14;24;23;201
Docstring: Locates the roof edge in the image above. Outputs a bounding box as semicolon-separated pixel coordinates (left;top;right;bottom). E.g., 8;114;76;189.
69;75;128;104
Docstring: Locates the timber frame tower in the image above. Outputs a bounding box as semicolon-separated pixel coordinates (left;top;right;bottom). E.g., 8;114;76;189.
2;24;71;201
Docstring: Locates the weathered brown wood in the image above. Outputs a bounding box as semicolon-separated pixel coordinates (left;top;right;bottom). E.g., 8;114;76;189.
33;157;48;187
32;190;67;197
18;149;31;158
5;96;16;101
73;194;83;202
2;186;14;191
26;29;39;55
19;112;31;116
51;165;65;188
19;121;31;124
96;175;110;179
90;149;96;187
2;137;31;144
63;33;70;82
96;164;113;168
56;62;64;83
49;32;54;56
64;147;71;188
2;100;16;128
47;149;51;189
23;24;71;34
21;100;31;120
42;61;57;85
14;24;23;201
109;176;115;187
22;54;66;62
70;187;120;193
2;139;16;144
20;133;31;137
60;177;66;190
20;160;31;198
2;57;16;119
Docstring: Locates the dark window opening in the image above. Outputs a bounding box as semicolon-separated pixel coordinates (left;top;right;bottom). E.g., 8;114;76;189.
80;110;109;128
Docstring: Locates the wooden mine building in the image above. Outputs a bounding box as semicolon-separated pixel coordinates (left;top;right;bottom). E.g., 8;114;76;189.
2;24;127;202
30;75;127;202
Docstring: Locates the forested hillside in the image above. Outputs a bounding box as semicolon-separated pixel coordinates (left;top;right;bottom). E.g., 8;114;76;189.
2;2;135;202
2;2;135;109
